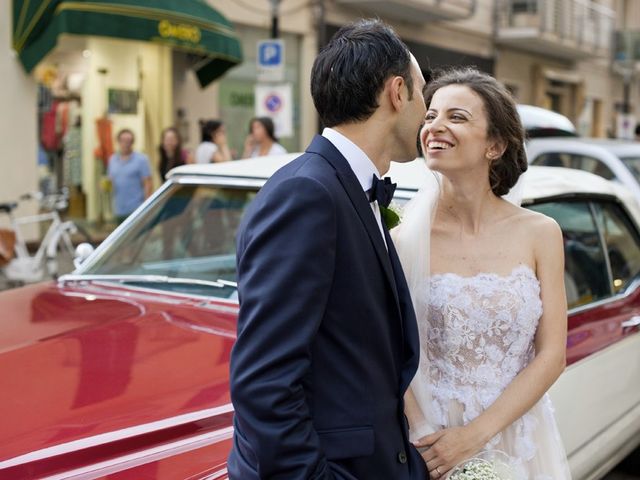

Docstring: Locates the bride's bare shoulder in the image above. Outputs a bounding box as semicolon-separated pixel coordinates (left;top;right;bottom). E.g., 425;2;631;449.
500;202;561;241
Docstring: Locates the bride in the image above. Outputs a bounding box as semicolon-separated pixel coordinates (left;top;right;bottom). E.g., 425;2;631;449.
393;68;572;479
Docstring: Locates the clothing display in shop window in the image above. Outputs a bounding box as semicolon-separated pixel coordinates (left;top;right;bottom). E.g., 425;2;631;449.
62;126;82;187
38;85;52;113
41;100;60;151
55;101;69;139
41;99;80;152
94;117;114;169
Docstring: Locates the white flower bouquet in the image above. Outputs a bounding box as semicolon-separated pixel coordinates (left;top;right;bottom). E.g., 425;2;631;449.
446;450;516;480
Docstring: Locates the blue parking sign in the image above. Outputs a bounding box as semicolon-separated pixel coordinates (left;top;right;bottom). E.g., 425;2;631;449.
257;39;285;82
259;41;282;67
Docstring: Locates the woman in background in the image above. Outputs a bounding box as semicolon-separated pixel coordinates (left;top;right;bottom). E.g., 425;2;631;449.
242;117;287;158
195;120;232;164
158;127;191;180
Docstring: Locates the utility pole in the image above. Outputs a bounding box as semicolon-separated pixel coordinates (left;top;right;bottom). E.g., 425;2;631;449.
314;0;326;50
269;0;281;38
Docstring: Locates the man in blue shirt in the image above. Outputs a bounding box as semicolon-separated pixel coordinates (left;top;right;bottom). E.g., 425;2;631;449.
107;129;152;223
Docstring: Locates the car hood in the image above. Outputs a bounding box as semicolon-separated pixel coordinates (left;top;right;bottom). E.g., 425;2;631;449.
0;281;237;467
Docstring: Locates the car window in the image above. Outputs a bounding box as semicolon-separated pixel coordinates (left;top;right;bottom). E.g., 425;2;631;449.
532;152;570;168
532;152;615;181
577;156;615;181
527;201;611;308
620;156;640;183
592;201;640;293
84;183;258;298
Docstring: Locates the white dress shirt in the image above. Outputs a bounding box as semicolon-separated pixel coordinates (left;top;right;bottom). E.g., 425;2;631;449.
322;128;387;248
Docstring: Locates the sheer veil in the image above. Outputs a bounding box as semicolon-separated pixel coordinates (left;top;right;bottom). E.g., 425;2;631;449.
391;165;441;441
391;164;527;441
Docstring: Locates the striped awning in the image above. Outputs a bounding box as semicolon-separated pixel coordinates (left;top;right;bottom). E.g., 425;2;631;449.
12;0;243;87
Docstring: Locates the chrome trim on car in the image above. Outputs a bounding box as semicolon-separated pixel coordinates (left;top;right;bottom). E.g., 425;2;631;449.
568;276;640;315
68;281;240;309
44;428;234;480
621;316;640;329
202;468;230;480
0;404;234;470
58;274;226;289
589;202;616;296
173;175;266;189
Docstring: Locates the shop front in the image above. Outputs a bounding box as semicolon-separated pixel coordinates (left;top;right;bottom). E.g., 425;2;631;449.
12;0;242;224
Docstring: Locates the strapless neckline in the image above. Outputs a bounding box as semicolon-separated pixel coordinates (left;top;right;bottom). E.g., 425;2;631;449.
430;264;537;283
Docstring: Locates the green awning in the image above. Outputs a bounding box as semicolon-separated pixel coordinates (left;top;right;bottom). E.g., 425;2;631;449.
12;0;243;87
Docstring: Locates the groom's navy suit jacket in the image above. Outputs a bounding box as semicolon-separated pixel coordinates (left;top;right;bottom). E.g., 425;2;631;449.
228;136;426;479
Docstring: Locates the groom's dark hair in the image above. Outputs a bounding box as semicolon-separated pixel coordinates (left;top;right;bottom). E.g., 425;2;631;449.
311;19;414;127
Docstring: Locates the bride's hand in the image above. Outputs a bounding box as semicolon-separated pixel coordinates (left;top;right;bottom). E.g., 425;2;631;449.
413;425;486;479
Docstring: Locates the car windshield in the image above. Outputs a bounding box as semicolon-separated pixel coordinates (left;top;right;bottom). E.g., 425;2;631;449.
81;182;258;299
620;156;640;183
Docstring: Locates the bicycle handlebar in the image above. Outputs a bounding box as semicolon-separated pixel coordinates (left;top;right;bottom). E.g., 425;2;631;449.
18;190;68;211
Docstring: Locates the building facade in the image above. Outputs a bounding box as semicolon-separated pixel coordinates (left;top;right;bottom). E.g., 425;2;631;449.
2;0;635;230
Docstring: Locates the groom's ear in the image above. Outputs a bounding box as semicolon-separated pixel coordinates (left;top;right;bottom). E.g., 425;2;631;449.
387;75;406;112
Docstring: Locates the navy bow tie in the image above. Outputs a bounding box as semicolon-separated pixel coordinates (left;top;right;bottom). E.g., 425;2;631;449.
368;174;396;208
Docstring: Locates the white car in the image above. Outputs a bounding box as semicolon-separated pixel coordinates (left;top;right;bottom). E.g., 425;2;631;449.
516;104;577;138
527;137;640;202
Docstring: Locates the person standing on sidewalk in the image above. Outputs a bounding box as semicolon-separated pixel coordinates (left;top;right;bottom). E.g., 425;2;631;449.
107;129;152;224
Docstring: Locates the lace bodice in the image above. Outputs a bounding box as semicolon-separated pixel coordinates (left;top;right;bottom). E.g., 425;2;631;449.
412;264;571;479
424;264;543;426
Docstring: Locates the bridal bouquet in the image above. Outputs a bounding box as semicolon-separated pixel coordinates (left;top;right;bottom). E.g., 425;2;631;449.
446;450;516;480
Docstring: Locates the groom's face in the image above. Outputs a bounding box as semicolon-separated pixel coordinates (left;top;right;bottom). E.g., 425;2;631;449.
395;55;427;163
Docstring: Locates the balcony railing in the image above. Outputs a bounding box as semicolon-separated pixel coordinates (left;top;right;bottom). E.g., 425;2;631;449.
497;0;615;60
336;0;477;23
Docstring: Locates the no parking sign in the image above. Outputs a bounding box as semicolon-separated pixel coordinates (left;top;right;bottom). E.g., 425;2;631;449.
255;83;293;138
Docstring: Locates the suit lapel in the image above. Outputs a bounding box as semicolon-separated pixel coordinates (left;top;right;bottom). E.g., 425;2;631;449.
385;230;421;393
306;135;419;394
306;136;400;309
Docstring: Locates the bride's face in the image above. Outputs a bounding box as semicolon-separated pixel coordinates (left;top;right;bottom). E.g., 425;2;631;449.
420;84;498;175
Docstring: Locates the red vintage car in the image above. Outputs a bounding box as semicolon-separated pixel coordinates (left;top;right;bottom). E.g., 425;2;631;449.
1;157;639;479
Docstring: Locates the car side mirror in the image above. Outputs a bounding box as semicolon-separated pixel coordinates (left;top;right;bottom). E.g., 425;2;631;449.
73;242;95;269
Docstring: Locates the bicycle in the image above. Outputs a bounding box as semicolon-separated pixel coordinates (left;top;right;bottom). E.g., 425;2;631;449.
0;190;89;286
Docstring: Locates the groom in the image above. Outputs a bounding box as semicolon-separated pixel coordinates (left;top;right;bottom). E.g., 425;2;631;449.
228;19;428;479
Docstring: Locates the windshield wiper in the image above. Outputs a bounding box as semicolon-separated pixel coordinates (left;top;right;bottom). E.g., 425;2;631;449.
58;274;229;289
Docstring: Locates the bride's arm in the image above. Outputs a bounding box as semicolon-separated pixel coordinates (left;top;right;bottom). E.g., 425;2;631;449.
416;215;567;477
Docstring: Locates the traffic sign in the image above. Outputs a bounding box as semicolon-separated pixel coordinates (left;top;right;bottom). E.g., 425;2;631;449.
257;39;285;82
255;83;293;137
264;94;283;113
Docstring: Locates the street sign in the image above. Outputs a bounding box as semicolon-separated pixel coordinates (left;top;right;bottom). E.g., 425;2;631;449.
617;113;636;140
255;83;293;138
257;39;285;82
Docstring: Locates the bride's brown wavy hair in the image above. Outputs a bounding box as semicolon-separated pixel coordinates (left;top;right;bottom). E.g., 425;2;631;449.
423;67;527;196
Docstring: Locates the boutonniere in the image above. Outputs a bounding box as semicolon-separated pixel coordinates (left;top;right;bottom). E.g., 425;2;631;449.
380;203;402;230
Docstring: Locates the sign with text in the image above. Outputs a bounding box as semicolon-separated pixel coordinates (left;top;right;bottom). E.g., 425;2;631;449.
255;83;293;138
257;39;285;82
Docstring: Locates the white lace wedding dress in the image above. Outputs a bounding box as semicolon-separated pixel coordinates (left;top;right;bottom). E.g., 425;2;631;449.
422;264;572;480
